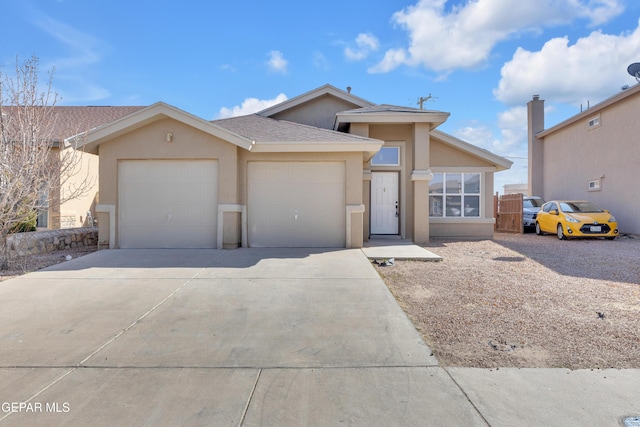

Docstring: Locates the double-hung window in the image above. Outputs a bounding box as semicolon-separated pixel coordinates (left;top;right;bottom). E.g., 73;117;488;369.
429;173;481;217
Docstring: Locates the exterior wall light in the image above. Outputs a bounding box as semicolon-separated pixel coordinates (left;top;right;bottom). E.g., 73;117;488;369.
166;132;173;142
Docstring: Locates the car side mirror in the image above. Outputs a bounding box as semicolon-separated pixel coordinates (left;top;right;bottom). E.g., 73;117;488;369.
550;210;558;215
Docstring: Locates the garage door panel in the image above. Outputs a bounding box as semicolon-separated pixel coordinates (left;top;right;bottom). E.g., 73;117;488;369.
248;162;346;248
118;160;218;248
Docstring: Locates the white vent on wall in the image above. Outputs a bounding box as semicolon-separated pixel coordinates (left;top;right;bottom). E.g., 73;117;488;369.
588;179;601;191
588;115;600;129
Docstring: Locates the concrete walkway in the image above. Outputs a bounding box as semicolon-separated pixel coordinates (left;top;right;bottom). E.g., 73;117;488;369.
0;248;638;426
362;237;442;261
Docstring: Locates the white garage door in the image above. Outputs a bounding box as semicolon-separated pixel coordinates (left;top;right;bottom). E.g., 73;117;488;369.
118;160;218;248
248;162;346;247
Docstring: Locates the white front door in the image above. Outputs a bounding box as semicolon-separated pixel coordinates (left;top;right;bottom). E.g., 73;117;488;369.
370;172;399;235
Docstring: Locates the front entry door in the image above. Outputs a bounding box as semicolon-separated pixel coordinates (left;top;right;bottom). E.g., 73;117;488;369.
370;172;399;234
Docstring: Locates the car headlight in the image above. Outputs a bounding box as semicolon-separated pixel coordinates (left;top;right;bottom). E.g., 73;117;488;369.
608;215;616;222
565;215;579;223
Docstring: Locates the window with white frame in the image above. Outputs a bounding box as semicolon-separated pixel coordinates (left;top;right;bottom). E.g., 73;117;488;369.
429;173;481;217
371;146;400;166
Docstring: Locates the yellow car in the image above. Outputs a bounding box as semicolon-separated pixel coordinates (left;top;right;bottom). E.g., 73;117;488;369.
535;200;619;240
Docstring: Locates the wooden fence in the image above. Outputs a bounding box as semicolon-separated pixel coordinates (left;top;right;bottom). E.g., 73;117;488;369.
494;193;523;233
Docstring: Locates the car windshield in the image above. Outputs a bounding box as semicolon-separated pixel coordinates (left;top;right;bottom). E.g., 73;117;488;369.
559;202;604;213
524;198;544;208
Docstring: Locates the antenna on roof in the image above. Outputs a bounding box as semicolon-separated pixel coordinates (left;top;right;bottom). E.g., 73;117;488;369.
627;63;640;82
417;93;437;109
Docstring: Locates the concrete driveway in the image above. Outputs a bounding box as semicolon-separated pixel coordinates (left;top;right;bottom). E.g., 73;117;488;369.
0;248;486;426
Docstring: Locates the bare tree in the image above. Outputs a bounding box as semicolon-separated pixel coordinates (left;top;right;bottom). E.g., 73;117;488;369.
0;56;93;269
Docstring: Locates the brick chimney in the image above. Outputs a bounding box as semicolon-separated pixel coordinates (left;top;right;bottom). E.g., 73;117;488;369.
527;95;544;197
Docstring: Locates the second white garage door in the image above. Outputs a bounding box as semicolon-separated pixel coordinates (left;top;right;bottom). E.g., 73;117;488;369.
118;160;218;248
248;162;346;247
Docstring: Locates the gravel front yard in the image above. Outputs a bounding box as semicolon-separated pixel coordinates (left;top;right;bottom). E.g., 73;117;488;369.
0;246;98;282
376;232;640;369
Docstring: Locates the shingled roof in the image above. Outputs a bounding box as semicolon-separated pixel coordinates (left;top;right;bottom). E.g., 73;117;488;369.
1;105;145;143
212;114;379;144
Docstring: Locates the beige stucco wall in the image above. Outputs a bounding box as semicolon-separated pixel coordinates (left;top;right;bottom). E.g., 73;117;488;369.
430;139;493;167
528;96;545;197
43;148;98;229
428;222;495;238
96;118;239;248
58;150;99;228
540;96;640;234
412;123;432;244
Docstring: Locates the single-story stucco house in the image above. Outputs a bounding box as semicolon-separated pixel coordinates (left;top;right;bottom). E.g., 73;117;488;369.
76;84;511;249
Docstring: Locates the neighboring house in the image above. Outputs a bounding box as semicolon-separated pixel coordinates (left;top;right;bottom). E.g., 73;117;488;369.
503;184;527;195
78;84;511;249
26;106;145;229
527;85;640;234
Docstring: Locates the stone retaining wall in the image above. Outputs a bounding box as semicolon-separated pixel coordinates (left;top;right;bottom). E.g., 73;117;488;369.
6;227;98;258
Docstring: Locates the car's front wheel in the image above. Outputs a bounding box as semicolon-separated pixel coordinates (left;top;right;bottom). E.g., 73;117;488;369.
605;236;616;240
535;222;543;235
557;224;567;240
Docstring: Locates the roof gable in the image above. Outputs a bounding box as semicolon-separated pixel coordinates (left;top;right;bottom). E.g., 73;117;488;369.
257;84;374;118
431;129;512;171
75;102;254;154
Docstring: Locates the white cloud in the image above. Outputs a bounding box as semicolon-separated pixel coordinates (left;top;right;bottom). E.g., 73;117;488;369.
345;33;380;61
496;106;528;153
217;93;288;118
33;14;103;69
577;0;626;26
219;64;237;72
266;50;288;74
494;23;640;106
371;0;625;73
368;49;407;73
29;11;111;102
55;79;111;103
453;106;529;192
454;107;527;157
313;51;330;70
454;125;496;151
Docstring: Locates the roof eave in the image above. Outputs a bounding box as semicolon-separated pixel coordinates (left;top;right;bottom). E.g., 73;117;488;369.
336;111;451;129
431;129;513;171
249;140;384;153
74;102;254;154
538;83;640;138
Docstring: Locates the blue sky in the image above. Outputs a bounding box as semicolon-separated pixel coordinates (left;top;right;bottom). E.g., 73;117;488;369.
3;0;640;192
